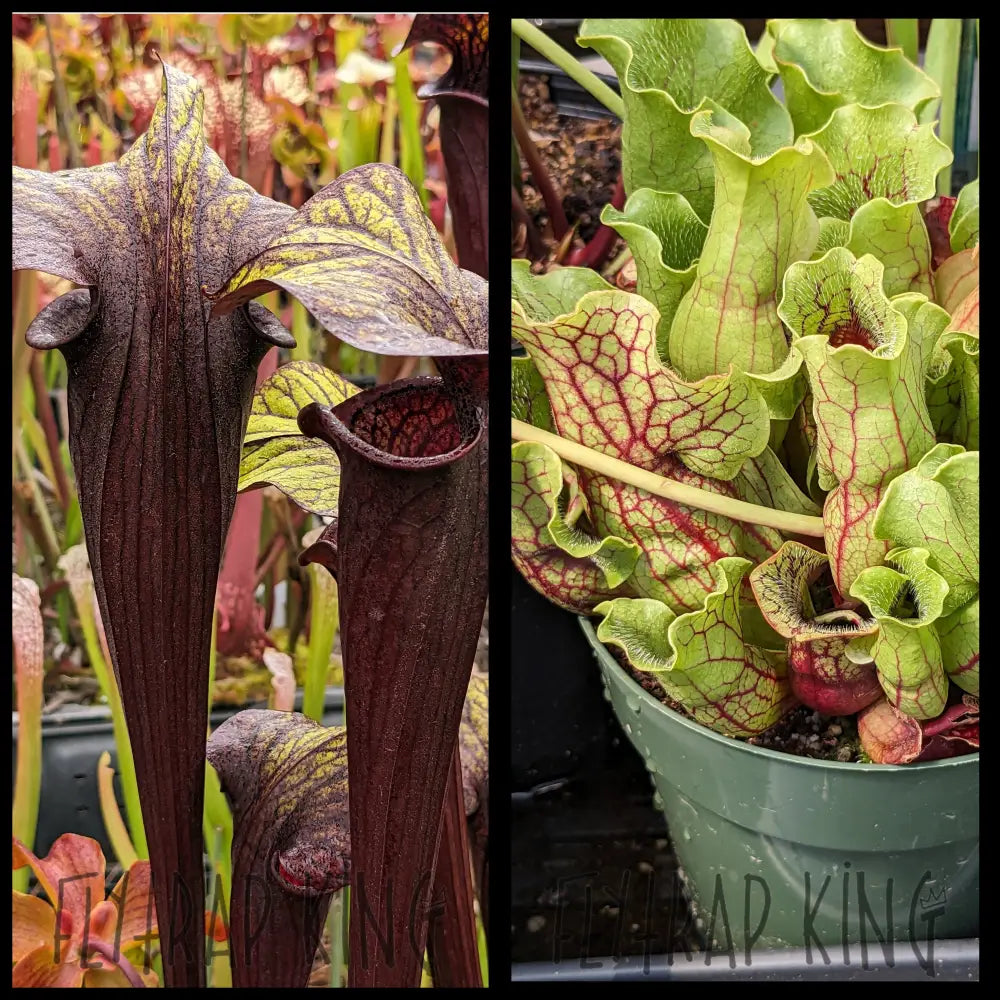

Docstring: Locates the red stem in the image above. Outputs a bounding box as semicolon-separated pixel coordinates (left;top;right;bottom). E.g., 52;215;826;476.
215;349;278;660
567;173;625;270
253;529;287;589
511;88;569;240
511;186;546;259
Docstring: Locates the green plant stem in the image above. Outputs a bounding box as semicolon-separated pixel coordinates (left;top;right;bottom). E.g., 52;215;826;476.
14;438;61;572
290;299;313;362
328;888;345;987
97;751;138;869
13;273;39;470
380;86;397;167
12;629;43;894
29;354;72;511
602;245;633;279
204;824;233;989
511;19;624;119
885;19;919;64
75;576;148;858
511;418;826;537
392;49;426;208
925;19;962;196
20;402;60;501
44;14;83;168
304;559;339;723
476;905;489;986
203;605;234;924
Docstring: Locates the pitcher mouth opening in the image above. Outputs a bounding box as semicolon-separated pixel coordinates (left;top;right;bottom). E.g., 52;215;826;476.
298;375;483;471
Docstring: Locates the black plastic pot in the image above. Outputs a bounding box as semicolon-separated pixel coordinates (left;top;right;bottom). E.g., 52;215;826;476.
12;687;345;859
511;573;613;790
517;57;620;122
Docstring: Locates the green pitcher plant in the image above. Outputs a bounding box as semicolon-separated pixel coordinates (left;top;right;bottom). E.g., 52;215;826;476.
511;18;978;763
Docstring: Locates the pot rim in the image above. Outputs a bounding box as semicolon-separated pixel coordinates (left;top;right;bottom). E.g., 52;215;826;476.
579;616;979;775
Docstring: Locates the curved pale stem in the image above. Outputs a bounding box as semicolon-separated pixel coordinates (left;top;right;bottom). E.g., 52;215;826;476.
511;418;825;538
511;19;625;119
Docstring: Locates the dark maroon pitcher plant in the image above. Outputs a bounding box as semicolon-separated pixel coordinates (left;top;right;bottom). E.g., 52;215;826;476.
404;13;489;278
206;710;350;988
13;60;488;988
297;381;485;987
12;63;293;986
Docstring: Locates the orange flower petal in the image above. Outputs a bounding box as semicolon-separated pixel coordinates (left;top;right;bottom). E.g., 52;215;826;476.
12;834;106;929
205;907;230;942
87;898;119;944
12;891;56;961
83;966;133;988
108;860;158;949
11;944;86;987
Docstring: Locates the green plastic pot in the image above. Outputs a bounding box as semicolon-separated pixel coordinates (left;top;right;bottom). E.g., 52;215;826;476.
581;618;979;958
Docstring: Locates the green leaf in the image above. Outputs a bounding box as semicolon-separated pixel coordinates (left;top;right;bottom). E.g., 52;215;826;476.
923;18;962;195
742;347;808;424
926;330;979;449
595;557;794;737
873;444;978;614
239;438;341;517
781;253;936;487
238;361;358;516
511;441;639;613
230;14;298;45
755;28;778;75
735;446;821;521
209;163;488;360
578;18;793;221
511;272;799;616
813;217;850;258
850;548;950;720
936;597;979;696
843;200;934;298
601;189;707;360
668;111;834;382
885;18;919;65
767;18;939;135
949;178;979;252
244;361;359;443
512;287;770;481
510;355;554;432
583;461;784;615
805;104;952;222
779;250;937;592
901;286;979;449
511;258;613;321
